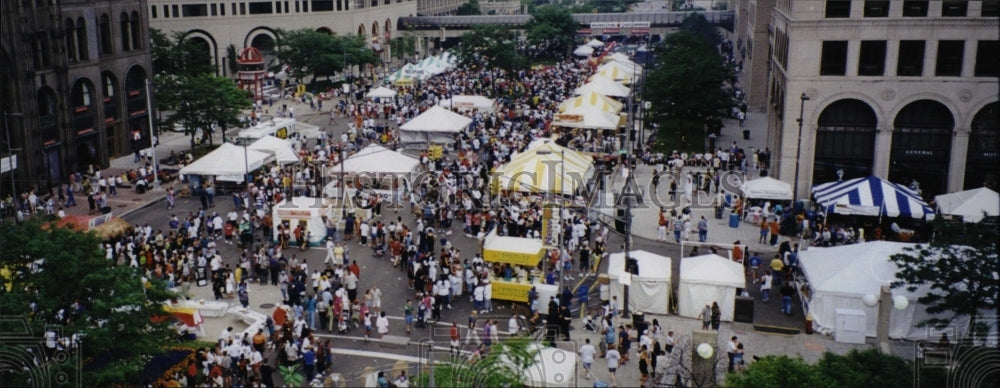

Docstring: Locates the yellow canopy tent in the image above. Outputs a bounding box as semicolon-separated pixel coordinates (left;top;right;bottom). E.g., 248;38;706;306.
558;91;623;114
490;139;595;195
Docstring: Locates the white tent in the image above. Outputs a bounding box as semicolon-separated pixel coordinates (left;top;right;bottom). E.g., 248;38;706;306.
365;86;397;99
742;177;793;200
333;144;420;175
558;91;623;113
607;251;672;315
437;95;496;113
678;254;746;322
179;143;274;181
798;241;987;340
551;108;622;130
573;76;630;97
573;45;595;57
399;106;473;145
248;136;300;165
934;187;999;223
585;39;605;48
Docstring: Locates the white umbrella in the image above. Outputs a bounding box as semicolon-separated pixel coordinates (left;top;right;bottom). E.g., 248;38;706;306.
573;45;594;57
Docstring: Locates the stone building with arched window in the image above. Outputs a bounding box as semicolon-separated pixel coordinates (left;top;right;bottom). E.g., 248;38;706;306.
1;0;153;195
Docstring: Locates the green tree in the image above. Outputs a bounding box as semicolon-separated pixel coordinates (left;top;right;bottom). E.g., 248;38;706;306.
156;73;252;147
226;44;239;75
680;12;724;49
457;25;529;74
273;28;342;82
525;5;579;59
890;219;1000;346
643;30;734;153
0;220;176;386
456;0;482;15
151;29;215;77
725;355;825;388
392;34;417;60
815;349;912;387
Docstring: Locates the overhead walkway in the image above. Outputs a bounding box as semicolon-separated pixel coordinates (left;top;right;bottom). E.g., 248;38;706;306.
398;10;735;32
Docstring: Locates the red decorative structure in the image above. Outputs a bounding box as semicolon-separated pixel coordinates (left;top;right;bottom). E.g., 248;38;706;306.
237;47;267;101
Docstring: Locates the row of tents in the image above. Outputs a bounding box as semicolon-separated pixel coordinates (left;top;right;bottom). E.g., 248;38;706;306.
386;52;458;84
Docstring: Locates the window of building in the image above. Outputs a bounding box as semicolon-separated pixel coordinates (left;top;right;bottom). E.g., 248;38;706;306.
825;0;850;17
221;3;226;15
312;0;334;11
151;4;157;18
820;41;848;76
296;0;300;12
182;4;208;16
248;1;273;14
902;1;927;16
983;0;1000;17
99;14;112;54
232;3;236;15
76;17;88;61
936;40;965;76
163;5;169;18
941;1;967;17
130;12;142;50
172;4;179;17
211;3;217;15
239;3;246;14
120;13;131;52
897;40;925;76
858;41;886;75
65;19;77;62
863;1;890;17
975;41;1000;77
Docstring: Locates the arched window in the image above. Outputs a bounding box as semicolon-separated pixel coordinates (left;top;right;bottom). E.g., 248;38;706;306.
36;87;59;144
76;17;89;60
99;14;112;55
358;24;366;36
102;72;119;122
71;79;97;138
890;100;955;197
966;102;1000;189
813;99;877;184
65;19;77;62
120;12;131;52
130;11;142;50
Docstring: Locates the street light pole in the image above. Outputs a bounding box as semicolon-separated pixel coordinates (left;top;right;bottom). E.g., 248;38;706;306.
145;79;160;188
792;93;810;206
4;112;23;209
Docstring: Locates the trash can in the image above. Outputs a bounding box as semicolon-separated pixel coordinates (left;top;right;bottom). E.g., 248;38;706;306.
729;213;740;228
805;313;814;335
743;129;750;140
576;286;590;307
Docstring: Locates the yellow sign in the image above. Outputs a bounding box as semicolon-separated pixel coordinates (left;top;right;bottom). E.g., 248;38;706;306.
276;127;288;139
490;281;533;302
483;248;543;267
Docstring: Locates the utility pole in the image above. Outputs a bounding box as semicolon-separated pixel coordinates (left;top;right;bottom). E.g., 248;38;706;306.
3;112;23;209
145;79;160;188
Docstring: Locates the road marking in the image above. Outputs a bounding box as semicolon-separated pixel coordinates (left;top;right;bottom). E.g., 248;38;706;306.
325;348;425;363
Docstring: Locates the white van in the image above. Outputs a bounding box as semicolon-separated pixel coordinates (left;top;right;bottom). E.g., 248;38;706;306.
236;117;297;145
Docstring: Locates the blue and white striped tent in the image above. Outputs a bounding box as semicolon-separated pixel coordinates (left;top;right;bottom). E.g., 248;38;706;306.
811;176;932;219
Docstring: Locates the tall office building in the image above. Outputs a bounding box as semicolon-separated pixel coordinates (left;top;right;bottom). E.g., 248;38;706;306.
761;0;998;199
2;0;154;197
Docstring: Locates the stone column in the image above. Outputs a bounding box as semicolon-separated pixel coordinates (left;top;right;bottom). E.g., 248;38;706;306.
947;128;970;192
872;126;893;179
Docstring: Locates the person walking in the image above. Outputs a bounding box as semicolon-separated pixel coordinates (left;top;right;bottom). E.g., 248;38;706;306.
726;336;739;373
605;345;621;387
639;344;650;387
579;338;596;380
759;272;772;303
376;311;390;339
697;216;708;242
780;284;795;315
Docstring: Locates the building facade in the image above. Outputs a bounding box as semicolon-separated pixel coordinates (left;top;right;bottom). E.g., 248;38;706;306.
2;0;154;196
417;0;466;16
764;0;999;200
732;0;774;112
147;0;419;77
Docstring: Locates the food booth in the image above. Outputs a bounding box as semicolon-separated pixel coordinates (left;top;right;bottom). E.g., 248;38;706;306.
271;196;338;247
481;229;558;312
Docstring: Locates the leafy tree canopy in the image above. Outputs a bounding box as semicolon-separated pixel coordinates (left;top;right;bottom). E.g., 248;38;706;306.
0;220;176;386
150;29;215;77
890;219;999;344
155;72;252;147
680;12;724;49
726;350;912;388
643;29;734;152
525;5;579;59
417;337;538;387
456;0;482;15
457;25;529;74
273;29;380;83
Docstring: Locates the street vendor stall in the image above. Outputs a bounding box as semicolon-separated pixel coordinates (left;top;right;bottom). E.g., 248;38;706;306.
271;196;337;247
490;140;596;196
481;229;558;311
607;251;672;315
399;106;472;146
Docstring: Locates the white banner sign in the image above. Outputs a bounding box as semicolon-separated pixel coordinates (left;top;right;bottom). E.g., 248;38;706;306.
1;155;16;174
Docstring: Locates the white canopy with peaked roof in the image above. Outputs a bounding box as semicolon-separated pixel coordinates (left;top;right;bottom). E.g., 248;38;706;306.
551;107;622;130
248;135;300;165
399;106;473;145
437;95;496;113
573;45;595;57
334;144;419;175
179;143;274;181
934;187;999;223
678;254;746;322
574;76;630;97
742;177;793;200
365;86;397;99
585;39;605;48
